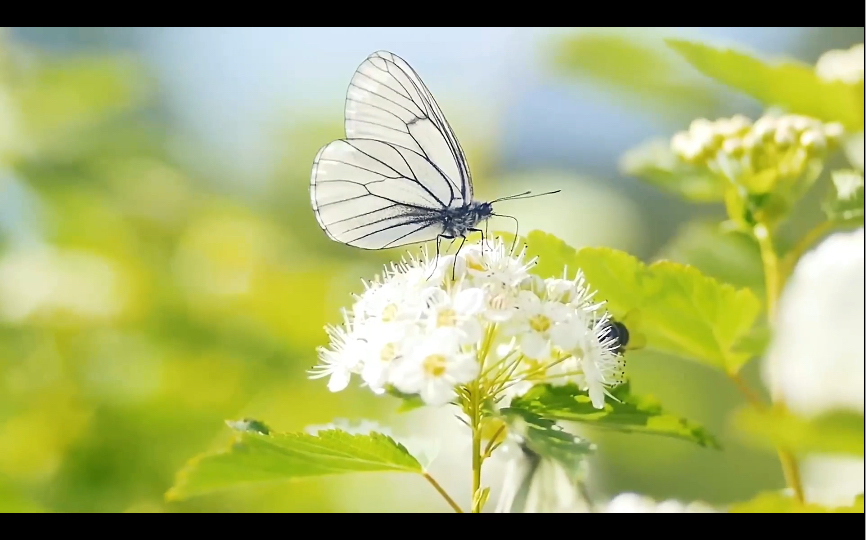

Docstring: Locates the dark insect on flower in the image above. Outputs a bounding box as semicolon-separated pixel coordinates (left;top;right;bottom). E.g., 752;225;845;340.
601;319;630;356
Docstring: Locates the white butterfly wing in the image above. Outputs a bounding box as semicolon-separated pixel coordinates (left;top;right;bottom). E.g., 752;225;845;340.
310;138;449;250
344;50;473;206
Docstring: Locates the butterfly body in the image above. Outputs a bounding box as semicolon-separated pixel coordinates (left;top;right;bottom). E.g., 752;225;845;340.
439;201;493;239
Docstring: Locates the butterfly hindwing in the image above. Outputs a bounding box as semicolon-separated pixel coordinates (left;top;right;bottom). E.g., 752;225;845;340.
310;138;448;250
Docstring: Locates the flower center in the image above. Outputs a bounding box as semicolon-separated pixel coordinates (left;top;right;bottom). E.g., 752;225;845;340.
381;303;399;322
529;314;551;333
467;256;486;272
436;308;457;327
422;354;448;378
380;342;398;362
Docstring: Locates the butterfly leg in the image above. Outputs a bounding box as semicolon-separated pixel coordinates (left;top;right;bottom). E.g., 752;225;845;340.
469;227;485;256
428;236;445;281
452;235;467;281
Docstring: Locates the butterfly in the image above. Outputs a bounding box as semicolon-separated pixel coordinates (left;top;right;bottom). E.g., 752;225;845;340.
309;50;559;260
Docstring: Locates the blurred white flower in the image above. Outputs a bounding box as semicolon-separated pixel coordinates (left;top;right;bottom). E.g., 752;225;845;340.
494;435;593;513
0;244;127;323
763;227;864;506
603;492;719;513
309;237;626;409
815;43;864;84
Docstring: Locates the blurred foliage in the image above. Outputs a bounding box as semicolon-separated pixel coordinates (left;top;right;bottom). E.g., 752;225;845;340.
733;407;864;457
730;492;864;513
619;138;726;202
666;39;864;131
548;30;724;122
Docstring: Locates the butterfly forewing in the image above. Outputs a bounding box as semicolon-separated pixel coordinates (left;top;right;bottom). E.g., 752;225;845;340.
344;50;473;205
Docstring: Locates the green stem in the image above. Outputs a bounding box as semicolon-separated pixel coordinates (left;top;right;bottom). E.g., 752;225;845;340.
423;472;464;513
470;382;483;513
780;221;835;278
753;221;806;504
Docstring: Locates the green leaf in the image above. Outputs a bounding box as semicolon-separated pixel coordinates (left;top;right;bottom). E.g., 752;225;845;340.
225;418;271;435
665;38;864;130
733;407;864;457
508;382;720;449
385;386;426;413
619;138;726;202
551;32;720;117
657;221;764;296
502;407;596;476
729;491;864;513
516;230;762;373
166;426;423;501
823;169;864;225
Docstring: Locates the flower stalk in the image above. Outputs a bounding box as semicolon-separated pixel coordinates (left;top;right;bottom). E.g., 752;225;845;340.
753;219;805;504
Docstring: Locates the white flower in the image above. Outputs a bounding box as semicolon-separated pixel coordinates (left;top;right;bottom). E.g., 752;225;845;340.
309;237;627;410
815;43;864;84
603;492;718;513
308;314;367;392
391;329;479;406
359;320;417;393
424;287;484;344
509;291;572;360
762;227;864;507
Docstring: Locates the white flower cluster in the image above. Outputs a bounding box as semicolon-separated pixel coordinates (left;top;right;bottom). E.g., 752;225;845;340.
815;43;864;84
670;114;844;189
309;237;625;409
603;492;719;513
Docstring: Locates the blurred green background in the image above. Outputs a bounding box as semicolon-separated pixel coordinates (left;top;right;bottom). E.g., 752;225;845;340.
0;27;862;513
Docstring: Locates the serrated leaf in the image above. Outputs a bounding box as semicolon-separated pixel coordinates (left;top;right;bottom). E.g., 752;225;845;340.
166;427;423;501
823;169;864;224
657;221;764;296
516;230;762;373
733;407;864;457
502;408;596;476
665;38;864;130
508;383;720;449
729;491;864;513
619;138;726;202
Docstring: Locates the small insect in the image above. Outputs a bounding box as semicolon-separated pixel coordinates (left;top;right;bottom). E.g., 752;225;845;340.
600;310;646;356
309;50;559;265
602;319;630;356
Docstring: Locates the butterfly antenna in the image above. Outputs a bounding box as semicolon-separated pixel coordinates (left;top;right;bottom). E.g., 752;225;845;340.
489;189;561;204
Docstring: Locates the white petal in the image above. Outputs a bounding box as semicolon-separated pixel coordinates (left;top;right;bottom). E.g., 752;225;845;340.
520;333;549;360
327;369;351;392
458;318;483;345
454;287;485;314
447;354;480;385
550;320;582;351
420;379;454;406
